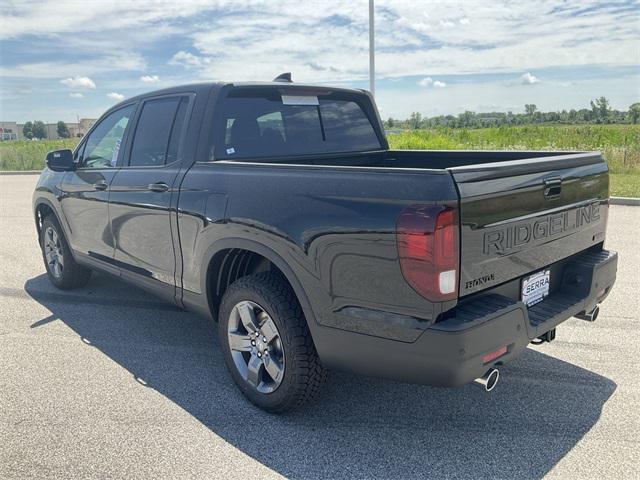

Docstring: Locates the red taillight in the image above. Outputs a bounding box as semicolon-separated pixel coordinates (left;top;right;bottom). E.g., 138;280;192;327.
396;205;459;301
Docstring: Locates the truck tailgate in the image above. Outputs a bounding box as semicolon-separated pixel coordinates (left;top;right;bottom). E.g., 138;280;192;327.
450;152;609;296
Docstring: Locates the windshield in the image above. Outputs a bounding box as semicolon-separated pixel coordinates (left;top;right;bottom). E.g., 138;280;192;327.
214;88;382;160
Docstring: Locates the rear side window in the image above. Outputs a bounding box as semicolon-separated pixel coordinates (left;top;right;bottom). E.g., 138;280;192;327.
215;89;381;160
129;96;188;167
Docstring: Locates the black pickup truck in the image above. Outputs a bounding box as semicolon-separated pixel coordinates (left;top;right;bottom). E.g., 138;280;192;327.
34;77;617;412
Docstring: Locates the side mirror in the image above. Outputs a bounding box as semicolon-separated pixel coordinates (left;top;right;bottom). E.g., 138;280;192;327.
46;149;75;171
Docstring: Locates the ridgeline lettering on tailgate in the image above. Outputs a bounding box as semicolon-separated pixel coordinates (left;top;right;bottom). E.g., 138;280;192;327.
483;203;600;255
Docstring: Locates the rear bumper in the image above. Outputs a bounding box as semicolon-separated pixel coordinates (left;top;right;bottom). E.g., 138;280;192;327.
315;248;617;387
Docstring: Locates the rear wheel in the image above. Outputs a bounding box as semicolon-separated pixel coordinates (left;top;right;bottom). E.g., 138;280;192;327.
218;272;327;412
40;215;92;289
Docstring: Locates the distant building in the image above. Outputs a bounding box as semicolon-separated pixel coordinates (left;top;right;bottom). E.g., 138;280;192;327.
0;122;19;141
78;118;95;136
45;123;58;140
0;119;97;141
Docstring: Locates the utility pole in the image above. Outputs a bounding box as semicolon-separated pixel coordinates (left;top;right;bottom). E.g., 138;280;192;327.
369;0;375;97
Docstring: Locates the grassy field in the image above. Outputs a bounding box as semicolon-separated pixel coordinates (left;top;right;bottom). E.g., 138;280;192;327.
0;138;79;171
388;124;639;197
1;124;638;196
388;125;640;175
610;174;640;198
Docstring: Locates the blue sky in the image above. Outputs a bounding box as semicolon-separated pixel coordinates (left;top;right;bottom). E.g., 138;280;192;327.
1;0;639;122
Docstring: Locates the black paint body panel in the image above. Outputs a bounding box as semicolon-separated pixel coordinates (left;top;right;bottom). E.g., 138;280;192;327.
177;160;459;344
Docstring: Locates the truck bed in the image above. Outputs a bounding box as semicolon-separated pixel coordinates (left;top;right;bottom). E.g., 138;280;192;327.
216;148;609;300
222;148;598;170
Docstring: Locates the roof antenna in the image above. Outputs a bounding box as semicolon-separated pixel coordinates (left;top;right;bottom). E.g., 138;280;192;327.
273;72;292;83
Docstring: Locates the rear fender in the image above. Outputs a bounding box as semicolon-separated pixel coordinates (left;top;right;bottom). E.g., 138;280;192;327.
199;238;320;334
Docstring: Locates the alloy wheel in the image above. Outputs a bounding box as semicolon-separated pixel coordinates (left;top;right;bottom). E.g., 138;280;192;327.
44;226;64;278
227;300;285;394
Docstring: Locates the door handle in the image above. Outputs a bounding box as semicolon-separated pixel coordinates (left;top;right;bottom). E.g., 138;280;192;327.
148;182;169;193
93;180;108;191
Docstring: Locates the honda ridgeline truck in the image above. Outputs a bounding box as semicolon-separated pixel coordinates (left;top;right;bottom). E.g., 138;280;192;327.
33;76;617;412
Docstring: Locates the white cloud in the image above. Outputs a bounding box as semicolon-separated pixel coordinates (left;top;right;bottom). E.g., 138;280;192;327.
180;1;639;83
2;0;639;121
107;92;125;101
69;92;84;98
376;73;640;118
520;72;540;84
1;54;147;79
0;1;213;40
60;76;95;89
140;74;159;83
2;2;638;84
2;1;638;87
418;77;446;88
169;51;205;67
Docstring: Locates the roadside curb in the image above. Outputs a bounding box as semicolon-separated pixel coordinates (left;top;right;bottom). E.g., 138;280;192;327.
0;170;41;175
610;197;640;206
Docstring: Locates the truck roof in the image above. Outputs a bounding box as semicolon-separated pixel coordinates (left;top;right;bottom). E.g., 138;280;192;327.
111;81;369;109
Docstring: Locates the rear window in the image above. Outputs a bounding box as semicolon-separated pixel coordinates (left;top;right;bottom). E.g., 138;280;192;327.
215;89;381;160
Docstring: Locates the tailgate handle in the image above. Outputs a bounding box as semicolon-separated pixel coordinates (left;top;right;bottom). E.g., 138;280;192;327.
544;177;562;199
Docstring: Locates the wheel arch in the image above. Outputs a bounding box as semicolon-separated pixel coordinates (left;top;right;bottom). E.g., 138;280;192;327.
33;198;65;246
201;238;319;334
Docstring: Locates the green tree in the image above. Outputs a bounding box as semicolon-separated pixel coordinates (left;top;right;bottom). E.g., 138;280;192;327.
57;121;70;138
628;103;640;124
32;120;47;139
458;111;477;128
386;117;394;128
409;112;422;129
524;104;537;116
23;121;34;139
590;97;611;123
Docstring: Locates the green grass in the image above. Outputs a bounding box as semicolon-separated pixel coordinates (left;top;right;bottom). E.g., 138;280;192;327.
2;125;639;197
388;124;640;197
388;124;640;175
0;139;80;171
610;174;640;197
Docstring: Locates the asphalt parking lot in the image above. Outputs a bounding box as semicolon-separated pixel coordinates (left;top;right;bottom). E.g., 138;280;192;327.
1;173;638;479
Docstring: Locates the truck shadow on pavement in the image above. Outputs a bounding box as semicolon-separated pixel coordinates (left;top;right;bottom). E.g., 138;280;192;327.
26;273;616;480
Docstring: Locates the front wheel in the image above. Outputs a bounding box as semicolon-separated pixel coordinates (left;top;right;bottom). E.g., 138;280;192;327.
218;272;327;413
40;215;92;290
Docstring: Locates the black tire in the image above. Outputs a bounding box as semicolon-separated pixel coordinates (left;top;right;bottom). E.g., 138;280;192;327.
218;272;327;413
40;215;92;290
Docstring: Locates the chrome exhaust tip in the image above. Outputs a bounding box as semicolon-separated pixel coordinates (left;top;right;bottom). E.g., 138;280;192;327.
575;305;599;322
474;368;499;392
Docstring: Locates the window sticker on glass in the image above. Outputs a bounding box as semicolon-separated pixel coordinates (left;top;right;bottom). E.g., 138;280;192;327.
111;138;121;167
281;95;319;106
226;147;236;155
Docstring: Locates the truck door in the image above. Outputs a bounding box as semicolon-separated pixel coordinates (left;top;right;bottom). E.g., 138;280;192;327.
59;103;136;269
108;95;191;299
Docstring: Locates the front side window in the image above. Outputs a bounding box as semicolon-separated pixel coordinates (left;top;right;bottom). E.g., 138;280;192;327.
215;89;381;160
81;105;135;168
129;96;188;167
